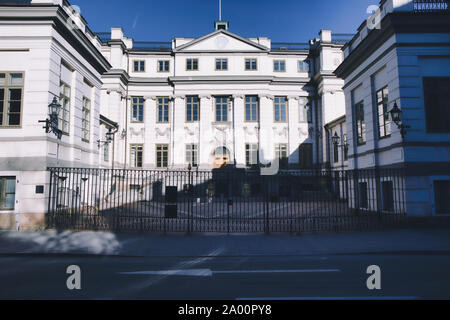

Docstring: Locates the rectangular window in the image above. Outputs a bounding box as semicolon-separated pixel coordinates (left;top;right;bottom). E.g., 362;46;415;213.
333;140;339;164
103;143;109;162
156;144;169;168
131;97;144;123
186;144;198;167
133;60;145;72
299;98;312;123
157;60;170;72
298;60;310;73
0;72;23;127
359;182;368;209
245;58;257;71
343;134;349;161
186;59;199;71
186;96;199;122
274;97;287;122
130;145;143;168
81;97;90;142
376;86;391;138
245;96;258;122
299;143;313;169
215;96;229;122
245;144;259;168
434;181;450;215
215;59;228;71
382;181;394;212
275;144;289;170
59;82;71;134
0;177;16;210
355;101;366;145
274;60;286;72
157;97;170;123
423;77;450;133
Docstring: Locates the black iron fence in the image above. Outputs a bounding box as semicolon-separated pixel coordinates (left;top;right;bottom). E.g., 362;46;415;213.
47;167;406;234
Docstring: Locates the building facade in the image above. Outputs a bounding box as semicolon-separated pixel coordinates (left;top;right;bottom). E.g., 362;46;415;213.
99;26;346;171
335;0;450;216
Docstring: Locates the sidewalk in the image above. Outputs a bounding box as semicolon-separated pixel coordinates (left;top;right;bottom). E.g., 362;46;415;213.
1;228;450;257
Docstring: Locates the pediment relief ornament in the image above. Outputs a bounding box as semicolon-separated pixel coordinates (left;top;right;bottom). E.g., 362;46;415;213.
244;126;258;137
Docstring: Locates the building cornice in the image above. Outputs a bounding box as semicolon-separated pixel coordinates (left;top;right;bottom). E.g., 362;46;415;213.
335;12;450;79
0;5;111;74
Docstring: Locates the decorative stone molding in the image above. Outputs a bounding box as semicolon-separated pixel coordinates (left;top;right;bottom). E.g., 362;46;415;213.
155;127;171;139
272;126;288;138
144;96;157;101
232;94;245;100
298;127;309;137
175;95;186;100
129;127;145;138
288;96;300;101
199;95;212;100
244;126;259;137
184;126;199;137
258;94;274;100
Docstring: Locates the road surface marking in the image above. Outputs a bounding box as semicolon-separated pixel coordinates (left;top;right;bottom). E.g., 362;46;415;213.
237;296;420;300
118;268;341;277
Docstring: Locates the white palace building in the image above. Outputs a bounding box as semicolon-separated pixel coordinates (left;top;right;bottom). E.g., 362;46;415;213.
0;0;449;230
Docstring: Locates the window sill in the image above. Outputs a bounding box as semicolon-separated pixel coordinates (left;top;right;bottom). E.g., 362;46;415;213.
379;135;391;140
0;126;22;129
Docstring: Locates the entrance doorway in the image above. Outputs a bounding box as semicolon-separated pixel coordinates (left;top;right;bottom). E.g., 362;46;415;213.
213;146;230;169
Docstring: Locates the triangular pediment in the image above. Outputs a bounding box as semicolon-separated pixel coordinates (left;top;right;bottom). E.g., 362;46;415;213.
174;30;269;52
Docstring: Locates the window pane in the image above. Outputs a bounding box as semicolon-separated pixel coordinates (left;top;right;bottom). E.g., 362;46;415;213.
9;73;23;86
9;89;21;101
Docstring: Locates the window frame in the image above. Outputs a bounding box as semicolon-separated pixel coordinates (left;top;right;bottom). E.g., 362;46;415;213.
185;144;198;167
81;96;91;142
299;143;313;169
186;58;199;71
299;97;312;123
156;97;170;123
59;81;71;135
273;60;286;72
245;143;259;168
0;71;24;128
275;144;289;170
355;101;366;146
130;144;144;169
423;77;450;134
157;60;170;73
298;60;310;73
376;86;391;139
133;60;145;73
215;96;229;123
0;176;16;211
185;96;199;123
245;58;258;71
245;96;259;122
215;58;228;71
274;96;287;123
156;144;169;168
131;96;145;123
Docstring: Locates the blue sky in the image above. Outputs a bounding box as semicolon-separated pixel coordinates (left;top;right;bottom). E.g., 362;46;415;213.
72;0;377;42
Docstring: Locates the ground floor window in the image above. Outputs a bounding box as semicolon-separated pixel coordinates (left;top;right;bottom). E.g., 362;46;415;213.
130;145;143;168
299;143;313;169
434;180;450;215
0;177;15;210
275;144;288;170
156;144;169;168
186;144;198;167
245;144;259;168
382;181;394;211
359;182;368;209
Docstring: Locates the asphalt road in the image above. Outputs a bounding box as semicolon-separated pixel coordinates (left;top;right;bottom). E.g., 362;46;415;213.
1;252;449;300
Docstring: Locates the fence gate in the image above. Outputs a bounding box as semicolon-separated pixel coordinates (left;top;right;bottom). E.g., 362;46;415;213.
47;167;406;234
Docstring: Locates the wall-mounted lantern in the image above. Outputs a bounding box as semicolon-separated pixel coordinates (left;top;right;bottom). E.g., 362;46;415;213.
389;102;411;139
39;97;62;140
